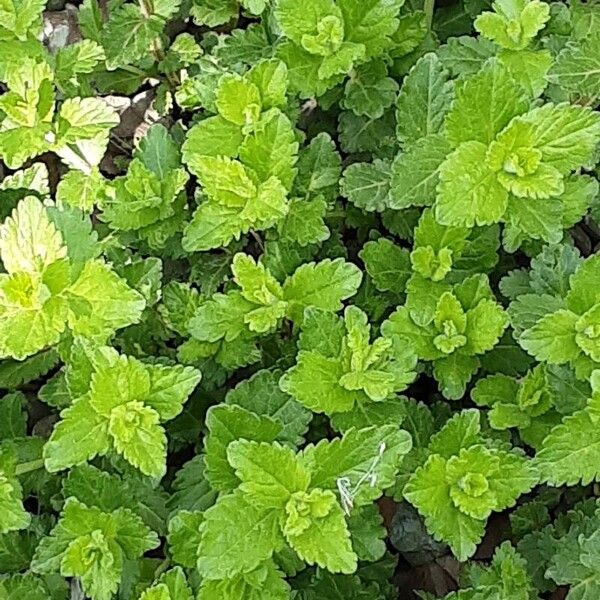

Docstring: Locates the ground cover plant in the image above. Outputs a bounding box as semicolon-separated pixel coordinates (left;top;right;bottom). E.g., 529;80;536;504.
0;0;599;598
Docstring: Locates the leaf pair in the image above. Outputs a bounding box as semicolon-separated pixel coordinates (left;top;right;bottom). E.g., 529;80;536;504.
0;60;119;171
0;198;145;360
198;426;411;580
44;346;201;478
281;306;417;416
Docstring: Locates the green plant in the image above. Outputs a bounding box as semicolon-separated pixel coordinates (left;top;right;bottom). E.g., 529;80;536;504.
0;0;599;598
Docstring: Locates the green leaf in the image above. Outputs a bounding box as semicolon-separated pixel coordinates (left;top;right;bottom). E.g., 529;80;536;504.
341;159;392;212
294;132;342;199
534;382;600;486
239;110;299;190
396;53;454;146
280;349;357;414
198;491;284;579
191;0;238;26
346;504;386;561
389;134;452;209
0;0;45;40
519;309;579;363
278;196;330;246
437;36;496;77
405;454;486;561
428;409;481;458
139;568;193;600
0;60;54;169
136;124;182;179
204;404;282;492
0;392;27;438
182;116;244;161
548;35;600;99
445;61;530;147
517;103;600;173
54;40;105;96
343;59;398;119
56;168;106;211
498;48;552;98
405;444;537;561
102;3;165;69
225;370;312;446
283;258;362;322
302;425;412;506
338;0;403;59
66;260;146;340
436;141;509;227
167;511;204;568
0;448;30;534
197;561;290;599
52;98;120;174
32;499;158;600
433;353;480;400
108;401;167;478
475;0;550;50
0;196;66;275
227;440;311;507
284;491;357;573
168;456;218;514
359;238;411;294
43;397;110;473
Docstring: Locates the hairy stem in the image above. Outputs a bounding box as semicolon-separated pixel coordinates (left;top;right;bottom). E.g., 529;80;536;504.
424;0;435;31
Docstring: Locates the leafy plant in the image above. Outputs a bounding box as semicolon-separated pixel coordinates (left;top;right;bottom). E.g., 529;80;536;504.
0;0;599;598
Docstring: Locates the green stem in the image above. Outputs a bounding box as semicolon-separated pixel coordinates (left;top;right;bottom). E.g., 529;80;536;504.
154;558;171;579
138;0;180;89
119;64;148;78
424;0;435;31
15;458;44;476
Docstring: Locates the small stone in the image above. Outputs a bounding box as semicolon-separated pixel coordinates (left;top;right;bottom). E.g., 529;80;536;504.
42;4;79;53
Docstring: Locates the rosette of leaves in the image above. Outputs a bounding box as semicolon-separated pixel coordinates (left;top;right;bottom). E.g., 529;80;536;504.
274;0;403;97
184;253;362;370
391;58;600;251
435;62;600;250
518;498;600;599
474;0;551;50
101;125;189;250
43;345;201;478
409;208;500;283
194;425;411;591
0;58;119;171
440;542;537;600
404;410;538;560
510;254;600;379
280;305;417;423
471;364;564;448
181;59;299;251
0;197;146;360
31;498;159;600
382;274;509;399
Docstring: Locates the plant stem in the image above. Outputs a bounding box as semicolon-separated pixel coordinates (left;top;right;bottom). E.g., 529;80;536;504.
138;0;180;88
424;0;435;31
15;458;45;476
